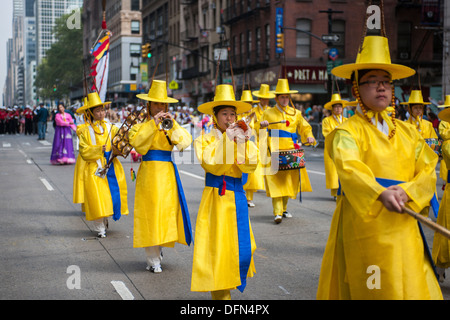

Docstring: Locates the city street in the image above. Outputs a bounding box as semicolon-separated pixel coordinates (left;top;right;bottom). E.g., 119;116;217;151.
1;125;450;304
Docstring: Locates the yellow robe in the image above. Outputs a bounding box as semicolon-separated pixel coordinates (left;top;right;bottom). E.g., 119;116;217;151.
316;112;442;300
78;122;129;221
439;121;450;183
129;119;192;248
322;114;347;195
73;123;88;205
260;105;314;198
191;130;258;292
242;104;266;193
433;122;450;268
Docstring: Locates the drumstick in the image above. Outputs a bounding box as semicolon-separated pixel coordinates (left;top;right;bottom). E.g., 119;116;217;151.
268;120;290;126
402;206;450;239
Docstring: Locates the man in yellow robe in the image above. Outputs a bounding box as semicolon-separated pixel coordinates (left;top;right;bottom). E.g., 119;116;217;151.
432;96;450;282
321;93;349;197
316;34;442;300
129;80;193;273
192;84;259;300
260;79;315;224
76;92;129;238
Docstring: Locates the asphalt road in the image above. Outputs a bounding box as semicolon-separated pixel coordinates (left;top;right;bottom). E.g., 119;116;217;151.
1;124;449;304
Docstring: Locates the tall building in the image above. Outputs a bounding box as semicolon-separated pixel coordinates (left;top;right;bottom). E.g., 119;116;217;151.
35;0;83;65
24;0;37;106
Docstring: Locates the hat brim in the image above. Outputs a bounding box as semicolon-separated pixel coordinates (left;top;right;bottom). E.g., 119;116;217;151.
438;107;450;123
198;100;252;115
136;94;178;104
76;101;111;114
324;100;348;110
252;91;276;99
332;63;416;80
270;90;298;95
400;102;431;105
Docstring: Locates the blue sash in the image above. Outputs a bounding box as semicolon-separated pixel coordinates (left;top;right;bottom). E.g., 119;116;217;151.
104;151;122;221
205;172;252;293
268;129;298;143
142;150;193;246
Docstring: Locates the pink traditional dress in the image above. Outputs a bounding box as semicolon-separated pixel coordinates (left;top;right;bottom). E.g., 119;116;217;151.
50;112;77;164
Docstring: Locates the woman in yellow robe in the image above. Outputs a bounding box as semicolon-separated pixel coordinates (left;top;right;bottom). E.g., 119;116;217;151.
129;80;193;273
438;112;450;184
76;92;129;238
239;89;267;207
73;98;89;208
321;93;348;197
191;84;259;300
260;79;315;224
316;35;442;300
432;96;450;282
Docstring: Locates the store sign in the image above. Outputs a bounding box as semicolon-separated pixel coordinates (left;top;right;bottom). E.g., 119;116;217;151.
285;66;328;84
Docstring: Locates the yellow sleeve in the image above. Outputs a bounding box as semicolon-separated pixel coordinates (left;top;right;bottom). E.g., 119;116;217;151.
128;120;158;155
79;127;103;162
297;113;315;144
322;117;333;138
439;121;450;140
166;121;193;151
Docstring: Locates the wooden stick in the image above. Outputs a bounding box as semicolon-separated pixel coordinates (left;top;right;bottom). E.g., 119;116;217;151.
268;120;289;126
402;206;450;239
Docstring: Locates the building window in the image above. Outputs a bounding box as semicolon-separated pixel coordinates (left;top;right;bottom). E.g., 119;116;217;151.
265;24;270;60
256;27;261;61
398;22;411;60
131;0;140;11
130;43;141;56
296;19;311;58
131;21;140;35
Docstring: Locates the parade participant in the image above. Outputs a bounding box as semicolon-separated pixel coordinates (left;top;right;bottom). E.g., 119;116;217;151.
438;96;450;187
322;93;348;198
0;106;6;134
50;103;77;165
401;90;437;140
192;84;259;300
128;80;193;273
24;106;34;135
432;96;450;282
76;92;129;238
73;98;90;209
316;34;442;299
239;90;263;207
260;79;315;224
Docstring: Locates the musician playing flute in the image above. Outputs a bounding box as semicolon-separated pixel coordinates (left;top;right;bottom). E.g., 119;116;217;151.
316;33;442;299
259;78;315;224
192;84;258;300
129;80;193;273
76;92;129;238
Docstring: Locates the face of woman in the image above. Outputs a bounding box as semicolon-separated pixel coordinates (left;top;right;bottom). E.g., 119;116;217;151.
215;107;236;131
149;101;168;117
411;104;424;118
58;104;65;113
355;70;393;113
92;106;106;121
332;104;343;115
259;98;269;107
277;94;290;107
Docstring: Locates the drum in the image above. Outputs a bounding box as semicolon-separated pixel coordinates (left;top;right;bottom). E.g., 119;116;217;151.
278;149;305;170
425;138;441;157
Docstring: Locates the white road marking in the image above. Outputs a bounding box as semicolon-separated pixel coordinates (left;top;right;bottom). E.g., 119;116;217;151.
3;142;11;147
307;169;326;176
111;281;135;300
179;170;205;181
39;177;54;191
26;159;33;164
278;285;290;295
39;140;51;146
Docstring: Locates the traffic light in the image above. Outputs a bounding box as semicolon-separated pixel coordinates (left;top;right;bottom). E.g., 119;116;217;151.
141;43;152;59
276;33;284;49
53;84;57;92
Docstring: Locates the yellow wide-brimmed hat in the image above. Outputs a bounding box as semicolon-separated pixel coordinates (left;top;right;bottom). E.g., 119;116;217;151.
270;79;298;94
438;95;450;108
332;36;415;81
198;84;252;115
76;92;111;113
438;106;450;123
136;80;178;103
400;90;430;106
252;84;275;99
324;93;348;110
240;90;259;104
